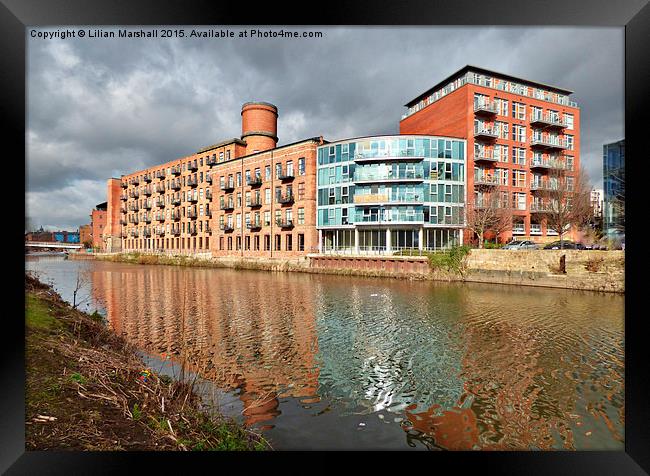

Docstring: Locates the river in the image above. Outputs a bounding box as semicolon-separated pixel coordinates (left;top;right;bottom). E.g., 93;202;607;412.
25;254;624;450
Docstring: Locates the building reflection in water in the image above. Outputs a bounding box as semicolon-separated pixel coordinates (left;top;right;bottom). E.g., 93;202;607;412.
87;261;624;449
91;263;320;427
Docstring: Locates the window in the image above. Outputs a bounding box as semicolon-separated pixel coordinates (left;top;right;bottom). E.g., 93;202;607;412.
495;121;509;139
512;170;526;188
298;182;305;200
219;152;224;162
276;163;282;178
275;186;282;202
564;113;574;130
495;168;509;185
495;144;508;162
512;147;526;165
226;150;230;161
286;209;293;224
566;156;574;171
245;170;251;184
264;211;271;226
298;234;305;251
512;102;525;120
245;192;251;206
236;214;241;229
566;135;574;150
512;125;526;143
286;161;294;176
495;98;508;116
512;192;527;210
567;177;574;192
265;188;271;204
236;172;242;186
265;165;271;180
298;157;306;175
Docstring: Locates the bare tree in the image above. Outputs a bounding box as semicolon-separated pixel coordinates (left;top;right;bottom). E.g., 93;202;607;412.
71;267;92;310
536;167;592;249
465;183;512;248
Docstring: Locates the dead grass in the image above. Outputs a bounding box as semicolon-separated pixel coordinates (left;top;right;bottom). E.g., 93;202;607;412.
25;273;269;451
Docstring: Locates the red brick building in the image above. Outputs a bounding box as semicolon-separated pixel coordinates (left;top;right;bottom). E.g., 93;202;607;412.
400;65;580;243
79;224;92;246
90;202;108;250
106;102;323;257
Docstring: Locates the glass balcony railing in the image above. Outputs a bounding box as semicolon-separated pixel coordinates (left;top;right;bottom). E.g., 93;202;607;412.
530;157;566;170
530;135;567;149
353;194;423;204
473;173;498;186
353;149;426;162
353;170;424;182
352;210;425;224
474;126;499;139
530;113;567;128
473;101;498;114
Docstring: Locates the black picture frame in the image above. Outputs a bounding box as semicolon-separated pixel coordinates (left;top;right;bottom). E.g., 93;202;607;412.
5;0;648;473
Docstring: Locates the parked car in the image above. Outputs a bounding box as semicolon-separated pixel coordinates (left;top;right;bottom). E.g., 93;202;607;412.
543;240;585;250
503;240;539;250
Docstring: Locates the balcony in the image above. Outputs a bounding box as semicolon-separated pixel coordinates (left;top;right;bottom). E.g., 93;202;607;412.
206;190;213;200
276;219;294;229
530;182;557;192
187;210;198;219
530;113;566;129
530;202;554;213
352;194;421;205
247;176;263;187
246;221;262;230
530;223;542;235
131;191;140;199
530;135;567;150
249;199;262;208
171;212;181;221
143;202;152;210
512;224;525;235
353;170;424;183
144;215;152;224
171;166;181;176
120;206;127;213
120;182;127;189
142;229;151;237
352;210;425;225
473;149;499;163
473;100;498;115
188;161;198;171
278;193;294;205
530;157;566;170
132;217;139;225
221;224;234;232
187;177;198;188
207;157;217;167
473;174;499;186
144;174;152;183
119;219;127;225
206;175;213;184
189;226;198;235
155;199;166;208
473;126;499;140
130;230;139;238
221;203;235;212
120;194;128;201
220;182;235;192
172;227;181;236
156;213;165;222
171;197;181;206
188;195;198;203
143;188;152;196
155;184;165;193
277;170;295;181
353;151;425;163
132;177;140;186
130;205;140;212
170;181;181;191
156;228;165;236
158;171;166;180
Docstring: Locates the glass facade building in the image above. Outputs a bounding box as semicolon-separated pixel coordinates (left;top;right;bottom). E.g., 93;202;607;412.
603;139;625;237
316;135;466;253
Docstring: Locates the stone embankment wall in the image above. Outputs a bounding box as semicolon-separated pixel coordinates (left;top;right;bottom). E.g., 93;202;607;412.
89;250;624;293
463;250;625;293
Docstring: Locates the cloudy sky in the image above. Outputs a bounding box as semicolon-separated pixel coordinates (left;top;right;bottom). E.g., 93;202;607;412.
26;26;623;231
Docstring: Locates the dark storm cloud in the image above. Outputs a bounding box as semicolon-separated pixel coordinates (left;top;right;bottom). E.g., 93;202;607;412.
26;26;623;231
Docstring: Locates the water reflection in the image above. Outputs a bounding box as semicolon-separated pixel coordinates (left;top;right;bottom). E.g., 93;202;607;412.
26;255;624;450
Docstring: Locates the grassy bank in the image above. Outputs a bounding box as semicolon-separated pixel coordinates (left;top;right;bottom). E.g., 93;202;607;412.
25;273;269;451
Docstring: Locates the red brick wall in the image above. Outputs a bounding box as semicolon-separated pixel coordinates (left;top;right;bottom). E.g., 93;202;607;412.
400;81;581;244
211;140;320;258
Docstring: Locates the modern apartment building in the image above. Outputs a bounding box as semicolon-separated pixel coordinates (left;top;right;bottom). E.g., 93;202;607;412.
603;139;625;237
400;65;580;243
106;102;324;257
316;135;467;253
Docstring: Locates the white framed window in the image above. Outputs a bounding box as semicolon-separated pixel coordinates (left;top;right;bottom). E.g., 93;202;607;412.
565;135;574;150
564;113;574;130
